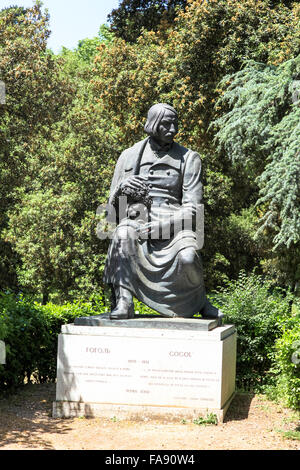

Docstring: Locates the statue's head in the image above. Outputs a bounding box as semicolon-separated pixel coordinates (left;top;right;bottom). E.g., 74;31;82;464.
144;103;178;145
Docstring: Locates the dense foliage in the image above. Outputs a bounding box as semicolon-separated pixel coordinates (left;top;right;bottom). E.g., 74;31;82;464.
107;0;187;43
212;272;297;391
213;57;300;290
0;4;73;295
0;292;109;391
274;317;300;409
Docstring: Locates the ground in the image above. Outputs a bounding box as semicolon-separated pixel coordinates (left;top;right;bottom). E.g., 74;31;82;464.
0;383;299;451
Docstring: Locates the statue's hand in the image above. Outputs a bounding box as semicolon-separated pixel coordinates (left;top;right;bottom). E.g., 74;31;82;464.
120;175;148;193
138;221;171;239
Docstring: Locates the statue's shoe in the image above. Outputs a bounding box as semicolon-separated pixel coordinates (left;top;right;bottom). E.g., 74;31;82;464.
110;299;135;320
200;300;224;326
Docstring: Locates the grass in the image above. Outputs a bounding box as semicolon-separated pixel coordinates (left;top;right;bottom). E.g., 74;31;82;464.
277;429;300;441
193;413;218;426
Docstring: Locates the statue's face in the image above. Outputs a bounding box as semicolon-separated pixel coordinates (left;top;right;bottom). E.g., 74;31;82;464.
155;110;178;145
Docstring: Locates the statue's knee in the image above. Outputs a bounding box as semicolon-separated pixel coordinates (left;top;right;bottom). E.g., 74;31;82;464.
115;224;136;240
178;248;196;267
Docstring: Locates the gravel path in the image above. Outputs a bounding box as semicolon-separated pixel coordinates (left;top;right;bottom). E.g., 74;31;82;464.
0;383;299;450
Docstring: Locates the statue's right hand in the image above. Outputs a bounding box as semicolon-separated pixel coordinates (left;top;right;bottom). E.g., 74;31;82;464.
120;175;148;192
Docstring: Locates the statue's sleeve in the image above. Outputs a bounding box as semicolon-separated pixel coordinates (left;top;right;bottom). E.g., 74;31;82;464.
175;150;203;221
170;151;203;244
108;152;126;204
182;150;203;206
174;151;204;242
106;151;127;224
106;139;148;224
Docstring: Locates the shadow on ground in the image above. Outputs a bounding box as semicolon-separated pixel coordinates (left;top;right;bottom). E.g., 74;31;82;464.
224;392;255;422
0;383;72;449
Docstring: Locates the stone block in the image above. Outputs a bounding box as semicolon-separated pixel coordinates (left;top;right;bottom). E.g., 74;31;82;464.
53;319;236;423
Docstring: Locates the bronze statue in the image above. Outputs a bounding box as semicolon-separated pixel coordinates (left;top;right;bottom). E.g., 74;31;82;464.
103;103;222;323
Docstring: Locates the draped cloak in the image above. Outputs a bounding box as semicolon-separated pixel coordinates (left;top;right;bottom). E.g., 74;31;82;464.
103;137;207;318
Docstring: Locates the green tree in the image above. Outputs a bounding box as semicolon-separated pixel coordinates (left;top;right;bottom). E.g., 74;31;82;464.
6;88;119;302
4;16;118;302
0;2;73;291
107;0;187;43
213;56;300;291
76;25;114;63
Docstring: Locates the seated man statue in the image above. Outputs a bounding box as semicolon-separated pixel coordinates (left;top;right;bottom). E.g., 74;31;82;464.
103;103;222;323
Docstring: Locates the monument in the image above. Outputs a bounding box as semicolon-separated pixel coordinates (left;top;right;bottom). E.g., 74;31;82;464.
53;104;236;422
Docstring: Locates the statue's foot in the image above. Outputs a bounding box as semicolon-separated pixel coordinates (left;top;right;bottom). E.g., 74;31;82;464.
110;300;135;319
109;286;134;320
200;299;224;326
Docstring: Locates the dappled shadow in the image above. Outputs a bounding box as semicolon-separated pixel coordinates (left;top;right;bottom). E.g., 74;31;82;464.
224;392;255;423
0;383;74;449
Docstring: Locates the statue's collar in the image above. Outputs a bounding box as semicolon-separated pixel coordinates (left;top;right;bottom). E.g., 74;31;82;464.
149;137;173;154
124;137;183;171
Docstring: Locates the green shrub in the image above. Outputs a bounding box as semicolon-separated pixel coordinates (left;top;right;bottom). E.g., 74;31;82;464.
133;298;159;316
0;292;107;394
211;271;293;391
273;314;300;410
0;292;46;390
0;289;159;395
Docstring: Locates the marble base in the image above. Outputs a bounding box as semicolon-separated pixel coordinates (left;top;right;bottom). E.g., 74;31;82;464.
53;394;235;423
53;319;237;423
74;315;219;331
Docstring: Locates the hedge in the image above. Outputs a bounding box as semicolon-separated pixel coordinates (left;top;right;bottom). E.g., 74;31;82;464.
273;312;300;410
211;272;298;396
0;292;107;393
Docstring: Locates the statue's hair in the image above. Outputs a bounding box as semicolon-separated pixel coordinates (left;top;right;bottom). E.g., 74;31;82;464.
144;103;177;137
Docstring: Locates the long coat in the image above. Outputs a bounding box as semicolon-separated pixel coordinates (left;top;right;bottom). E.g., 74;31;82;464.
103;137;207;317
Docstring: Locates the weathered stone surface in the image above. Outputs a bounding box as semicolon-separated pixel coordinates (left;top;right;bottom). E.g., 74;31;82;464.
53;322;236;421
74;315;219;331
103;103;222;322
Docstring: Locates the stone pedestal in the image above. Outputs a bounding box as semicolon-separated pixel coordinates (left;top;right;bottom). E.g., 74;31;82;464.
52;317;237;422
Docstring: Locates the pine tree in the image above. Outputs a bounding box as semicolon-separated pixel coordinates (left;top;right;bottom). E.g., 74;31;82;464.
213;56;300;289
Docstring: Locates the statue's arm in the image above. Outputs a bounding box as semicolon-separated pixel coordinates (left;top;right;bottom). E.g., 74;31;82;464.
106;152;127;224
165;151;203;231
181;150;203;210
108;152;127;206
